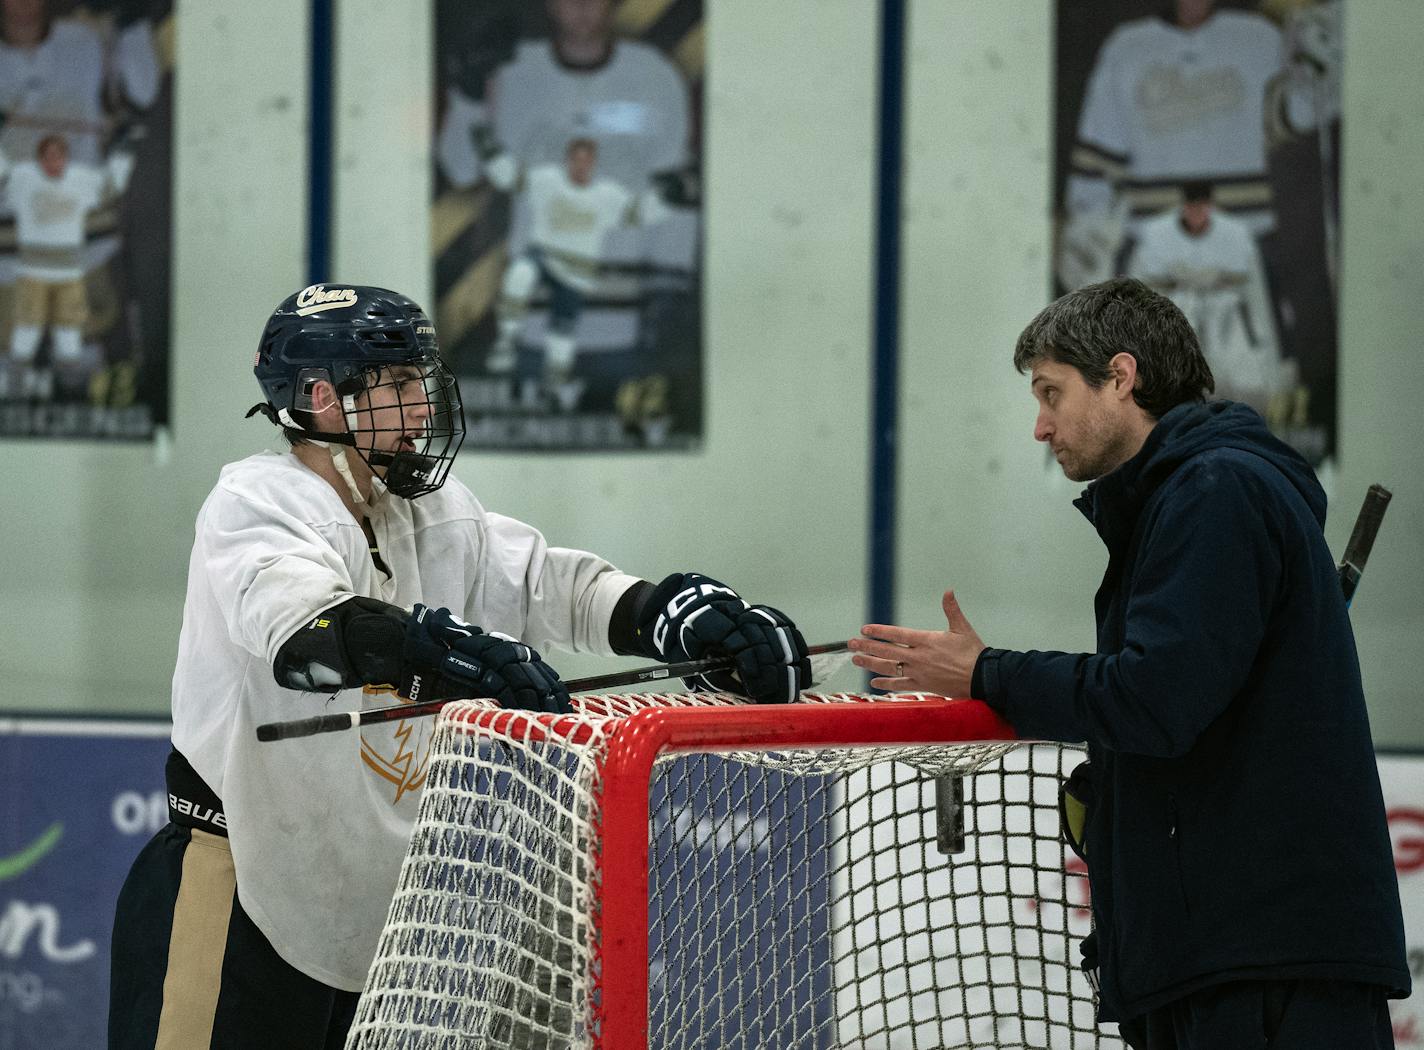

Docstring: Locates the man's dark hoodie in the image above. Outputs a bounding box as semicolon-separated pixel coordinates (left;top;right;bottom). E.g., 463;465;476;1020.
972;400;1409;1021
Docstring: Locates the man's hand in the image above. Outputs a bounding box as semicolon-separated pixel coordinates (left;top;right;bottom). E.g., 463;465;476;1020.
849;590;986;697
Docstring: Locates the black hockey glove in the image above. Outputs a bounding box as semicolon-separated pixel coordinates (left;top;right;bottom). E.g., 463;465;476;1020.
637;573;811;704
401;604;571;715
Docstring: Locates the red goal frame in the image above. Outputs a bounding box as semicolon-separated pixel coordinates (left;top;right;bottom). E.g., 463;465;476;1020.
444;695;1017;1050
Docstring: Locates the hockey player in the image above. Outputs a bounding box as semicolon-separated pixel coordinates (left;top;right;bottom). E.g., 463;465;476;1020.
0;0;160;166
437;0;689;193
2;134;134;395
107;284;811;1050
1128;181;1294;419
486;136;668;381
1057;0;1285;290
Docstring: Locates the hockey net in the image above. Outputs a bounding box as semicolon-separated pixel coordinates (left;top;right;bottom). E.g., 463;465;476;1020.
346;692;1120;1050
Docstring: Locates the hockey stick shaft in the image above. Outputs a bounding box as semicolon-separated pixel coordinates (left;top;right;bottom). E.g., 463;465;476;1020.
1339;484;1392;607
255;641;851;742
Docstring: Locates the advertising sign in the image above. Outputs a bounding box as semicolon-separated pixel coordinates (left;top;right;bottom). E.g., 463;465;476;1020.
0;718;169;1049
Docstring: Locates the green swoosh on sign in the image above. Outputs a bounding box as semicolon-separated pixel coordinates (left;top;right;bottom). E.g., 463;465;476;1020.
0;823;64;881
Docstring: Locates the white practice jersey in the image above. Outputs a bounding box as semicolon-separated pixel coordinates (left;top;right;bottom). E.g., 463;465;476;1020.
1129;208;1287;408
0;19;158;166
170;451;640;990
493;39;689;189
524;163;637;292
5;160;106;280
1067;12;1284;234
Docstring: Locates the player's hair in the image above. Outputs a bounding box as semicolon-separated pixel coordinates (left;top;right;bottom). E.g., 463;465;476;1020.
1182;179;1213;203
36;134;68;160
1012;276;1214;419
0;6;55;48
566;136;598;155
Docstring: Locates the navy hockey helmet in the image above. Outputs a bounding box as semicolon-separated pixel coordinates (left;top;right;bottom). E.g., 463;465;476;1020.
250;284;465;499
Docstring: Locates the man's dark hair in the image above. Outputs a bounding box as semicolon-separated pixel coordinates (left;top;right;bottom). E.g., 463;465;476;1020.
1012;277;1214;419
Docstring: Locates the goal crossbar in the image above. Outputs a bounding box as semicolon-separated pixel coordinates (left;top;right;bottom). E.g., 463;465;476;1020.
448;696;1017;1047
349;692;1111;1050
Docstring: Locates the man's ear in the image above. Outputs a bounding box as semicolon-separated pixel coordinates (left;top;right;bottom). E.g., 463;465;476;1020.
1109;352;1138;401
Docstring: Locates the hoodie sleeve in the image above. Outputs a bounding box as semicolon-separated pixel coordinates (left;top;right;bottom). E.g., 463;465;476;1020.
977;456;1283;756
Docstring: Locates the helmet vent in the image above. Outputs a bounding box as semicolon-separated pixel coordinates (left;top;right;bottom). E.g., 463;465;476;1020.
358;329;412;347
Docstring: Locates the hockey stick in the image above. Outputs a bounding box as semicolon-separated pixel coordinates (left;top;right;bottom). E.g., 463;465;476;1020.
255;641;851;742
1339;483;1392;607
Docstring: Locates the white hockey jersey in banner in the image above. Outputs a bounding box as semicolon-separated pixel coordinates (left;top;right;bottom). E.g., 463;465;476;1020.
170;451;640;990
5;161;106;280
0;19;158;165
1069;12;1284;233
493;39;689;189
525;163;637;292
1128;209;1289;411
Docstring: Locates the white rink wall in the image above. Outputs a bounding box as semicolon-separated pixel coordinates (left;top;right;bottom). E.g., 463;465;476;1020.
0;1;1417;747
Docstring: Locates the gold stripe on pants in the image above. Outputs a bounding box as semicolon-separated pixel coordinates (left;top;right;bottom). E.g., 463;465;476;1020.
154;828;236;1050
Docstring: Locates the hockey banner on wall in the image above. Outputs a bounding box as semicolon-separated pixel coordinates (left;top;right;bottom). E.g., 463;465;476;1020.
1054;0;1341;467
433;0;703;452
0;0;173;441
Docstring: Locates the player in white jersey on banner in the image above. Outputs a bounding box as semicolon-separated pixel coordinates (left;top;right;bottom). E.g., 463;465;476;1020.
107;284;811;1050
0;0;160;167
1058;0;1285;290
487;136;668;381
1128;180;1292;419
1;133;133;395
438;0;689;194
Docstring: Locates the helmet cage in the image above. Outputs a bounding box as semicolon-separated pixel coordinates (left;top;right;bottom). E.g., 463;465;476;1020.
291;359;465;500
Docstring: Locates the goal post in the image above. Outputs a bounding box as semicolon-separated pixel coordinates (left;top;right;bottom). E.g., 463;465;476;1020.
346;692;1119;1049
593;695;1018;1046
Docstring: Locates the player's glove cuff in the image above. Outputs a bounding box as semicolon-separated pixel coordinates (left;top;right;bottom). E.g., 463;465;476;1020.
400;604;572;714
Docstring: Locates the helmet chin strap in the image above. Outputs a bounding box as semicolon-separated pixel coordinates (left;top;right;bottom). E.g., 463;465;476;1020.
328;443;371;507
278;404;380;509
335;394;370;507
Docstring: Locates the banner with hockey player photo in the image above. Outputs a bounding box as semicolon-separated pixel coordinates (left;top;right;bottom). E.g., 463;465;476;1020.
0;0;173;442
1054;0;1342;467
433;0;703;452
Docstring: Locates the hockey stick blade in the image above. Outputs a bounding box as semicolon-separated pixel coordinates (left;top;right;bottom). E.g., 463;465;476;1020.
1339;483;1392;608
255;641;852;742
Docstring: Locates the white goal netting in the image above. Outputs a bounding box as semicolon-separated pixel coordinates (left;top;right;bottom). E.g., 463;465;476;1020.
346;692;1122;1050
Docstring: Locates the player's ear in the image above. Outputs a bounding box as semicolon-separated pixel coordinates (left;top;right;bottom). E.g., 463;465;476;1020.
307;379;343;418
